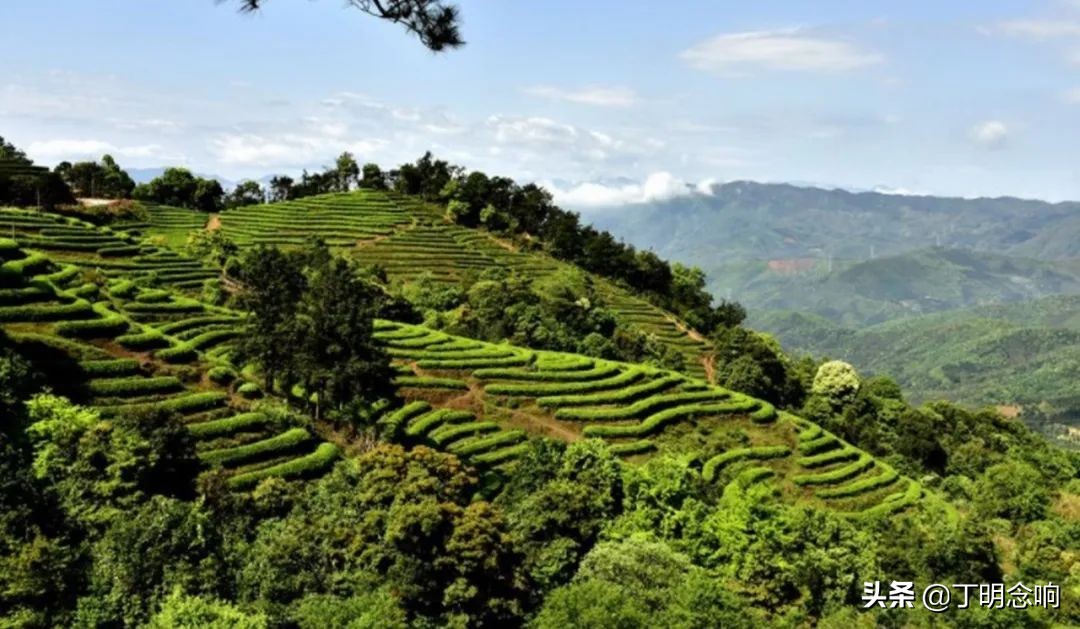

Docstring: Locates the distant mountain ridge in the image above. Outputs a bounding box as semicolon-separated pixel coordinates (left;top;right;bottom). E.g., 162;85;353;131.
586;180;1080;267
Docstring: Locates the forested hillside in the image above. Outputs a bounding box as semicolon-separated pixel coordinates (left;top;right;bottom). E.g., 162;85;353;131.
585;182;1080;441
1;173;1077;625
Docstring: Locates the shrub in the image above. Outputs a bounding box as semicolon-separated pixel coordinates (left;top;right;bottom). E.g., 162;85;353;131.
237;382;263;399
135;289;171;303
227;443;340;489
0;285;51;305
749;400;777;424
78;359;141;377
448;430;526;456
417;355;530;370
404;409;474;438
108;279;137;298
475;363;618;382
818;465;899;499
0;300;94;323
537;374;684;408
797;447;860;468
799;434;839;455
55;316;129;338
812;360;860;403
486;368;646;397
701;446;790;482
583;398;759;439
155;345;198;364
187;329;238;350
733;466;776;488
98;391;228;417
429;421;499;446
208;366;237;385
86;375;182;397
555;389;729;421
123;300;205;314
848;481;921;519
792;455;873;486
797;423;822;442
200;427;312;466
157;315;241;335
608;440;656;456
471;443;529;465
393;375;468;390
378;401;431;437
117;329;170;350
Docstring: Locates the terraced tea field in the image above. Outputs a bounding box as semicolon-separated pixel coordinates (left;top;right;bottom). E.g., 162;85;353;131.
116;204;208;248
0;232;928;517
0;207;218;290
0;237;338;489
376;319;925;518
214;191;714;379
218;190;419;247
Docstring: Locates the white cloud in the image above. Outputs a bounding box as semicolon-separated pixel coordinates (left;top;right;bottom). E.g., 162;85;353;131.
523;85;639;107
680;28;883;75
27;139;166;162
488;115;580;145
212;133;387;167
543;172;693;208
983;19;1080;40
969;120;1009;148
696;178;719;195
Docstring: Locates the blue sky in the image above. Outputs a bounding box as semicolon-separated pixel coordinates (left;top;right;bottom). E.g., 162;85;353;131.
4;0;1080;205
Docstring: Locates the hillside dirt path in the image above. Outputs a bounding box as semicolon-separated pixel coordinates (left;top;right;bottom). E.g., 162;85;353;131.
511;408;581;442
702;355;716;384
664;313;706;343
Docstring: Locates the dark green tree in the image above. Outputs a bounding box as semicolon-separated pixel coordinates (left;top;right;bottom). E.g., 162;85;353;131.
235;0;464;52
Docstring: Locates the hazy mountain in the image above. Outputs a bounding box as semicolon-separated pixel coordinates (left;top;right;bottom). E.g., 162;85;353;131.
754;296;1080;436
585;181;1080;270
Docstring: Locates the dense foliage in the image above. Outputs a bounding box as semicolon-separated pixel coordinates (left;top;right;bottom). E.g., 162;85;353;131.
0;135;74;209
233;243;396;421
55;155;135;199
133;168;226;212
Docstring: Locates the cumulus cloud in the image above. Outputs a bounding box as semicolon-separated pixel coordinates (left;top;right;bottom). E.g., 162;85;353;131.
696;178;719;195
27;139;167;162
212;133;387;168
969;120;1009;148
680;28;883;75
543;172;694;208
982;19;1080;40
523;85;639;107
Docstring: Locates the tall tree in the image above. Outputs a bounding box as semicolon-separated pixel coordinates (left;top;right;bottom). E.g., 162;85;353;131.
360;163;386;190
226;180;265;208
235;0;464;51
233;246;307;391
268;175;293;202
297;256;395;418
334;152;360;192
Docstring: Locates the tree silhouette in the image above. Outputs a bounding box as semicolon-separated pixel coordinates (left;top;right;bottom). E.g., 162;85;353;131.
234;0;464;51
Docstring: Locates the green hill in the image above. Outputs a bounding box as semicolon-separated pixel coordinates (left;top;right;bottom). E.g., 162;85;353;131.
756;296;1080;442
0;214;924;517
3;197;1076;628
211;190;713;379
729;248;1080;328
588;180;1080;267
